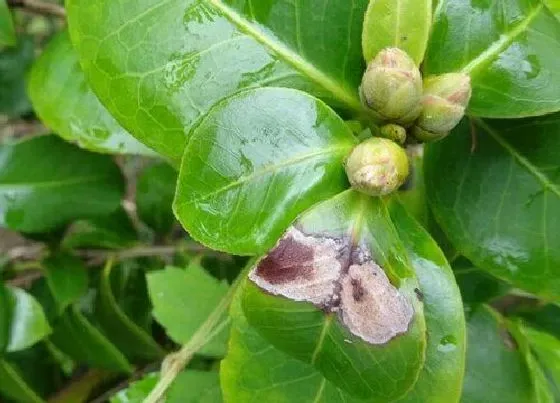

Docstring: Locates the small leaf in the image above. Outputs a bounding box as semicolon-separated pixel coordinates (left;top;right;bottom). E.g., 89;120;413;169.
0;37;33;117
136;162;178;234
42;253;89;315
0;360;44;403
462;306;537;403
425;115;560;299
425;0;560;118
522;325;560;390
95;259;164;361
50;306;133;373
174;88;357;255
0;0;16;47
147;265;229;357
362;0;432;64
28;30;156;156
62;208;138;250
242;191;426;400
0;135;125;233
66;0;370;162
5;287;51;353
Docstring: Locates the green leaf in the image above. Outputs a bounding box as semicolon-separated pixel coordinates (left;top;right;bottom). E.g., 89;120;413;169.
111;370;221;403
66;0;369;162
5;287;51;353
222;285;362;402
389;202;466;403
50;306;133;373
522;325;560;391
242;191;426;400
547;0;560;19
0;37;33;117
425;0;560;118
62;208;138;250
0;360;44;403
462;306;537;403
0;0;16;47
396;146;429;227
147;265;229;357
95;259;164;361
28;30;156;157
425;115;560;299
454;263;511;309
136;162;177;234
174;88;356;255
513;303;560;340
0;282;10;352
42;253;89;316
0;135;125;233
362;0;432;64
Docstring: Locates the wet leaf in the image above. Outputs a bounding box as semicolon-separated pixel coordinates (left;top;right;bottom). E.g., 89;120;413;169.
66;0;369;162
362;0;432;64
174;88;356;255
28;31;155;156
425;115;560;299
425;0;560;118
242;190;426;400
0;135;124;233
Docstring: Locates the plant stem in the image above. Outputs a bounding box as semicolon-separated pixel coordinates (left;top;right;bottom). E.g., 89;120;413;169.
143;265;249;403
7;0;65;18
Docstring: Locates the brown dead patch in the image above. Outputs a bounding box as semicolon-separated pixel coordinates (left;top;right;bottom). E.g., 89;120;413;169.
249;227;414;345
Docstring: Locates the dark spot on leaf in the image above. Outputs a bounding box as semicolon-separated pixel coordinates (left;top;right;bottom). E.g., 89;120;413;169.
255;234;314;285
401;35;408;41
351;278;366;302
414;288;424;301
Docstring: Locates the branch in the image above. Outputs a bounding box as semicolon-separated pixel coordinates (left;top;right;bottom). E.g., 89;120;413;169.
7;0;66;18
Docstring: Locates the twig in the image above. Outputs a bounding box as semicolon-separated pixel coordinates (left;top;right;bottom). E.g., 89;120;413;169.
7;0;66;18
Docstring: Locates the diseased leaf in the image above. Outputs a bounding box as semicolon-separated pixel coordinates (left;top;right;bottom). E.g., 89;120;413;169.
362;0;432;64
95;259;164;361
147;265;229;357
174;88;357;255
136;162;177;234
5;287;51;353
242;191;426;400
425;0;560;118
0;0;16;47
425;115;560;299
389;202;465;403
462;306;536;403
0;37;33;117
0;360;44;403
28;31;155;156
0;135;124;233
50;307;133;373
66;0;370;162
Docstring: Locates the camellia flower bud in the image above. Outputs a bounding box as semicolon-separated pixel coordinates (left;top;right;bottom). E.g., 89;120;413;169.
380;124;406;144
413;73;472;142
360;48;423;125
345;137;409;197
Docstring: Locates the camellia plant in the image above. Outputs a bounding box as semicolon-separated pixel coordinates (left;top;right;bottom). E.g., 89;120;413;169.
1;0;560;402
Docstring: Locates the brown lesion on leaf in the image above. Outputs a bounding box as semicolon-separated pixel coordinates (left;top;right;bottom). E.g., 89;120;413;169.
249;226;415;345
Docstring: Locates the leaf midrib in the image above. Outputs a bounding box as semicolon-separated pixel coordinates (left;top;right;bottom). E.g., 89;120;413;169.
461;2;543;74
475;118;560;199
0;176;108;190
207;0;365;114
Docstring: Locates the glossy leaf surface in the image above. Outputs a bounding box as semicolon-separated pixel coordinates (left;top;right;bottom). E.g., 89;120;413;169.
147;265;229;357
362;0;432;64
0;0;15;47
5;287;51;353
136;162;177;234
389;202;465;403
243;191;426;400
462;306;536;403
0;360;44;403
95;259;163;361
66;0;369;162
0;136;124;233
50;307;132;373
425;0;560;118
28;31;155;156
425;116;560;299
175;88;356;255
0;38;33;117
